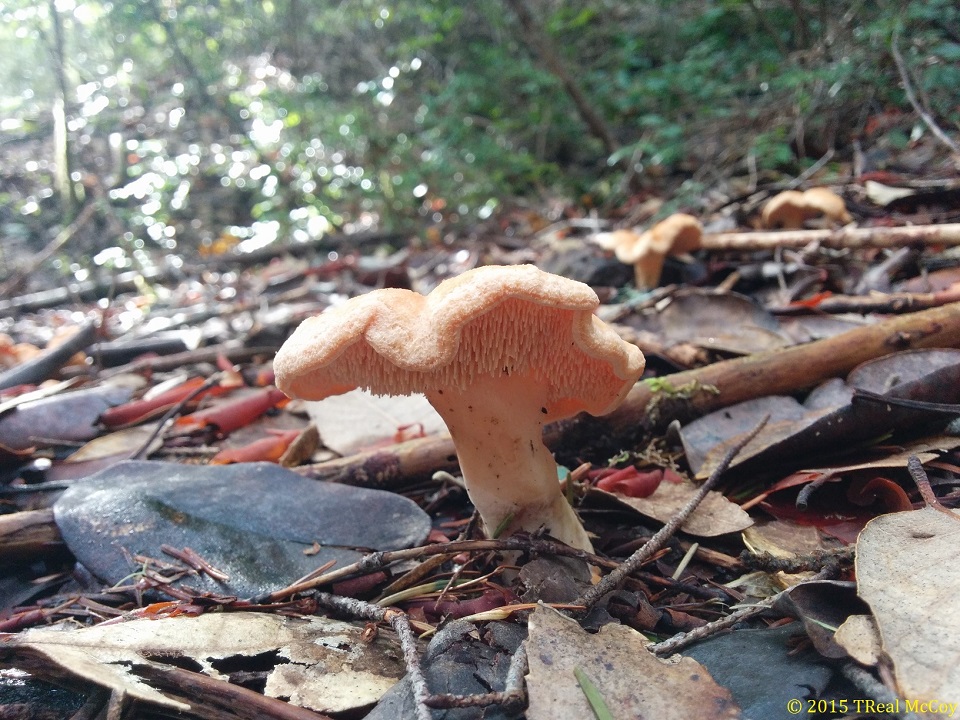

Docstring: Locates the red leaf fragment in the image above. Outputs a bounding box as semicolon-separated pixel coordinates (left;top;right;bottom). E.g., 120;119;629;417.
174;387;289;436
99;377;233;428
591;465;684;498
847;476;913;512
210;429;301;465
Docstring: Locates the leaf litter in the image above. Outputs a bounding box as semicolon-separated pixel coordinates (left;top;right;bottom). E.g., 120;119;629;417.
3;178;960;720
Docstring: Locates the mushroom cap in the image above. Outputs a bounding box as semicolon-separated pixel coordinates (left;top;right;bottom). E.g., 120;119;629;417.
762;188;852;229
762;190;809;229
592;229;637;252
612;213;702;264
648;213;703;254
801;187;853;224
274;265;644;421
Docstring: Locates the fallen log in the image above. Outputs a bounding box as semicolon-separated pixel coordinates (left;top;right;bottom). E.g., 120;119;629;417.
297;300;960;488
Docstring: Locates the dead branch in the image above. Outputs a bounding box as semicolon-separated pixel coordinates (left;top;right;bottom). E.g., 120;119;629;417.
702;223;960;251
133;662;334;720
602;298;960;434
0;320;98;392
891;28;960;155
768;286;960;315
0;509;65;563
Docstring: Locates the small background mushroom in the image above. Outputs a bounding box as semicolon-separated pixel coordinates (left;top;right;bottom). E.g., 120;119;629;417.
762;187;853;229
595;213;703;290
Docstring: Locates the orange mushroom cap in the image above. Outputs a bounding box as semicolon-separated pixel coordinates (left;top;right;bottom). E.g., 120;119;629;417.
611;213;703;290
762;188;852;229
274;264;643;421
275;264;645;550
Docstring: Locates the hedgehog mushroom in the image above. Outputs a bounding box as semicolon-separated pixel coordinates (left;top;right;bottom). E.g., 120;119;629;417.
614;213;703;290
762;188;852;229
274;265;645;552
801;187;853;226
761;190;809;229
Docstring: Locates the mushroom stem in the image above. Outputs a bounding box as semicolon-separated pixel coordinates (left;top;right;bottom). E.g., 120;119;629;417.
426;374;594;552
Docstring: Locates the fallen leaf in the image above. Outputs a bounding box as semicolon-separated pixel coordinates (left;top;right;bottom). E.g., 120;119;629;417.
6;612;404;714
592;478;753;537
525;606;739;720
685;624;835;720
0;384;135;451
856;505;960;703
627;288;791;355
742;519;823;559
834;614;882;666
685;349;960;479
304;388;448;455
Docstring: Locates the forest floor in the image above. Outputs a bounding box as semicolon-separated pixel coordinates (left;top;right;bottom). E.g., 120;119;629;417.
0;122;960;720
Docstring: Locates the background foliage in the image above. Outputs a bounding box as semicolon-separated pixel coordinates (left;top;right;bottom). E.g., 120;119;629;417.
0;0;957;271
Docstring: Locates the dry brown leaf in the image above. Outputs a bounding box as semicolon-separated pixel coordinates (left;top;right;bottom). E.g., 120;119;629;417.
9;612;404;714
593;478;753;537
743;519;823;559
856;506;960;704
834;614;882;666
526;605;739;720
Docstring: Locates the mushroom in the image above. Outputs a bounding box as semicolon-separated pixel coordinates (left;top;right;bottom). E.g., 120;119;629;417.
611;213;703;290
762;188;852;229
274;264;645;551
801;187;853;226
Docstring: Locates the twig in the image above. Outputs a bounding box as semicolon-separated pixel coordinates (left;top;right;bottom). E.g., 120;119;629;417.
255;536;616;604
906;454;960;524
131;372;224;460
649;601;770;657
313;592;432;720
786;148;835;190
424;643;528;712
313;592;528;716
573;415;770;612
891;27;960;154
701;223;960;252
841;664;921;720
650;565;833;656
160;545;230;582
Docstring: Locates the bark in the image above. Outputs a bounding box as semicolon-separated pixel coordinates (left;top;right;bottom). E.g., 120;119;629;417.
299;300;960;488
0;509;66;563
0;320;98;391
47;0;79;221
702;223;960;251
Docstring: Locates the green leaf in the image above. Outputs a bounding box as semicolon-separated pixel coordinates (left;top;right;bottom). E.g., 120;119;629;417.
574;667;615;720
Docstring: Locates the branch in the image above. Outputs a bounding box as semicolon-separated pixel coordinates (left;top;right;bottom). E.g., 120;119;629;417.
702;223;960;252
891;27;960;154
503;0;619;157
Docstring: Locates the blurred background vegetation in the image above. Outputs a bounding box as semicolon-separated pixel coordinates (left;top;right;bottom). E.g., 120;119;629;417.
0;0;958;277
